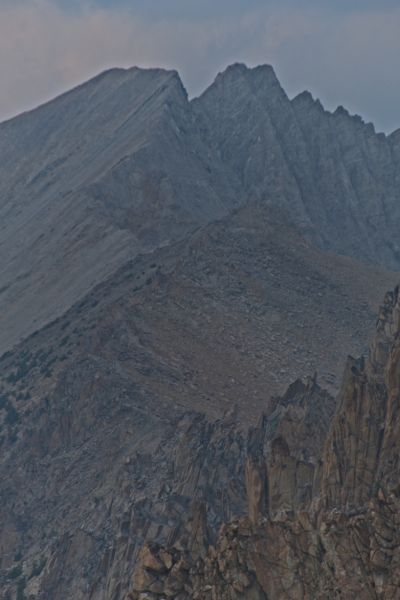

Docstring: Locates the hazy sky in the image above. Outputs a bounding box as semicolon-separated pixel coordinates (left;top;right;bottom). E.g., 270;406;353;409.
0;0;399;132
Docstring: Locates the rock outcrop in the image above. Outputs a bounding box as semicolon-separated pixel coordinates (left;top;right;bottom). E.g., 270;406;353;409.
0;320;334;599
127;286;400;599
0;198;396;599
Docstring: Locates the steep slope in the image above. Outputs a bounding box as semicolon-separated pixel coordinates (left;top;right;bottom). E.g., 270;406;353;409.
128;286;400;600
2;62;400;358
2;62;400;600
193;63;400;269
0;66;238;354
0;203;397;599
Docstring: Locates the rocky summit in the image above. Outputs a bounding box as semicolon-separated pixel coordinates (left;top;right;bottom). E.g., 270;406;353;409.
0;64;400;599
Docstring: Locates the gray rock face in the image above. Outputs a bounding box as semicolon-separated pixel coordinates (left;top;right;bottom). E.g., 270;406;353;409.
0;320;333;600
1;62;400;600
0;216;395;598
127;287;400;600
1;62;400;356
193;63;400;267
0;66;237;354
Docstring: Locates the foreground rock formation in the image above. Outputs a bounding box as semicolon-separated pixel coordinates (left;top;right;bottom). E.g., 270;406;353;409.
128;287;400;599
0;207;396;599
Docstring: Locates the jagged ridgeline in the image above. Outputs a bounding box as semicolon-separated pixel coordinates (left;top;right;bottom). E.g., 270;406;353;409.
1;64;400;356
0;64;400;599
129;286;400;599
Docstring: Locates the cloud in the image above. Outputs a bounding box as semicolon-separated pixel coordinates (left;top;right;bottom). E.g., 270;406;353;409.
0;0;399;132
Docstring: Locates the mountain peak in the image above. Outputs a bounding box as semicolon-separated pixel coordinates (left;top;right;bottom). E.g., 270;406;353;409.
85;65;187;99
2;65;188;126
214;62;278;85
195;62;283;106
292;90;325;113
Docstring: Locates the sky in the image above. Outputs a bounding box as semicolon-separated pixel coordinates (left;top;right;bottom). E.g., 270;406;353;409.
0;0;399;132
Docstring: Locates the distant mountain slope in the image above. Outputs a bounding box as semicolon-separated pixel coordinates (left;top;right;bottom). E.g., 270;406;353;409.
0;67;238;354
193;63;400;268
1;62;400;355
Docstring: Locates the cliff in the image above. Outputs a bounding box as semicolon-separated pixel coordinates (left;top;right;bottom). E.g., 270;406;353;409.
128;287;400;599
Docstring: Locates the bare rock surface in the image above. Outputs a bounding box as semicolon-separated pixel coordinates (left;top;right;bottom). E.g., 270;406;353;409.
128;287;400;600
1;63;400;600
193;63;400;268
0;203;397;598
0;67;238;354
1;63;400;356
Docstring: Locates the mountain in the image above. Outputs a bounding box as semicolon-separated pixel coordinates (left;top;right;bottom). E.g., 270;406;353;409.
0;67;238;355
129;286;400;600
0;219;397;600
193;63;400;267
0;63;400;599
1;63;400;356
0;202;395;599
